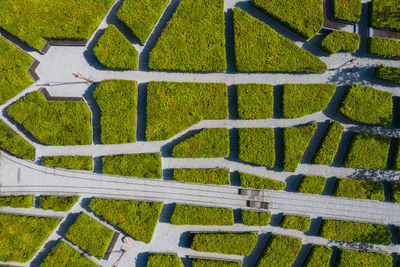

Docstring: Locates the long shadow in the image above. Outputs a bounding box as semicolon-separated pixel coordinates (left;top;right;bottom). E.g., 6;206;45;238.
83;83;102;144
0;27;37;53
269;213;283;227
136;83;148;142
273;85;282;119
306;217;322;236
243;232;270;267
230;171;240;186
57;212;80;237
158;202;176;223
228;128;239;161
293;244;312;267
322;177;337;195
163;168;174;181
136;252;149;267
179;231;194;248
301;121;331;164
389;225;399;244
228;85;238;119
181;255;192;267
274;128;283;170
285;174;303;192
83;28;109;70
233;208;242;224
225;8;236;73
93;156;103;174
329;246;338;267
30;239;60;267
302;29;331;58
331;130;352;167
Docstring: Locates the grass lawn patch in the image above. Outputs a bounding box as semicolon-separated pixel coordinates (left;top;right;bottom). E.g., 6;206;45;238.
40;241;96;267
312;121;344;165
369;0;400;31
102;153;162;179
0;120;35;160
39;196;79;212
343;132;390;170
240;173;286;190
0;213;60;262
146;82;228;141
174;168;230;185
368;37;400;58
147;254;183;267
237;84;274;119
336;248;392;267
332;178;385;201
298;175;327;194
280;215;311;232
8;91;92;146
338;84;393;126
238;128;275;167
0;195;33;208
42;156;93;171
242;210;272;226
149;0;226;72
172;128;229;158
390;182;400;202
333;0;362;23
170;205;234;226
303;245;332;267
282;124;317;172
93;80;137;144
192;258;241;267
252;0;323;39
375;65;400;84
233;8;327;73
191;232;258;256
320;31;360;54
282;84;336;118
256;234;302;267
319;219;391;245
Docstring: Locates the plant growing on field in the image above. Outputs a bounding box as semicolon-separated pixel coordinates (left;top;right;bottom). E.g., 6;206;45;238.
297;175;327;194
242;210;272;226
333;0;362;23
192;258;241;267
237;84;274;119
375;65;400;84
40;196;79;212
320;31;360;54
174;168;230;185
0;195;33;208
239;128;275;167
332;178;385;201
256;235;302;266
147;254;183;267
40;241;96;267
390;182;400;202
336;248;392;267
303;245;332;267
0;120;35;160
369;0;400;31
240;173;286;190
42;156;93;171
280;215;311;232
170;205;234;226
368;37;400;58
312;121;344;165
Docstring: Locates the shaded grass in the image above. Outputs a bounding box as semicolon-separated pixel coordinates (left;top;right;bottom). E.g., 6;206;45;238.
240;173;286;190
312;121;344;165
191;258;241;267
174;168;230;185
39;196;79;212
147;254;183;267
320;31;360;54
369;0;400;31
40;241;96;267
303;245;332;267
170;205;234;226
0;195;33;208
280;215;311;232
297;175;327;194
237;84;274;119
375;65;400;84
241;210;272;226
333;0;362;23
368;37;400;58
42;156;93;171
0;120;35;160
336;248;392;267
332;178;385;201
390;182;400;202
238;128;275;167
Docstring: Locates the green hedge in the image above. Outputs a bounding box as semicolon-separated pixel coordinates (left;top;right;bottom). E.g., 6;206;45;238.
320;31;360;54
233;8;327;73
312;121;344;165
333;0;362;23
102;153;162;179
336;248;392;267
238;128;275;167
93;80;137;144
375;65;400;84
280;215;311;232
0;195;33;208
319;219;391;245
172;128;229;158
282;84;336;118
283;124;317;172
390;182;400;202
368;37;400;58
0;120;35;161
252;0;323;39
396;226;400;242
40;241;96;267
240;172;286;190
303;245;332;267
147;254;183;267
242;210;272;226
174;168;230;185
42;156;93;171
39;196;79;212
146;82;228;141
256;235;302;267
8;91;92;146
0;213;60;262
170;205;234;226
191;258;241;267
191;232;258;256
237;84;274;119
149;0;226;72
332;178;385;201
393;139;400;170
297;175;327;194
369;0;400;31
343;132;390;170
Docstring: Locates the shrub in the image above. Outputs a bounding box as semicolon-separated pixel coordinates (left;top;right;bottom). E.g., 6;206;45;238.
93;80;137;144
396;226;400;242
390;182;400;202
319;219;391;245
282;124;317;172
282;84;336;118
170;205;234;226
280;215;311;232
256;235;302;267
241;210;272;226
174;168;230;185
172;128;229;158
148;0;226;72
8;91;92;146
320;31;360;54
375;65;400;84
303;245;332;267
240;172;286;190
252;0;323;39
312;121;344;165
238;128;275;167
146;82;228;141
191;258;241;267
0;120;35;160
297;175;327;194
40;241;96;267
237;84;274;119
102;153;162;179
147;254;183;267
233;8;327;73
343;132;390;170
65;213;114;259
336;248;392;267
42;156;93;171
333;0;362;23
191;232;258;256
332;178;385;201
368;37;400;58
39;196;79;212
369;0;400;31
0;213;60;262
0;195;33;208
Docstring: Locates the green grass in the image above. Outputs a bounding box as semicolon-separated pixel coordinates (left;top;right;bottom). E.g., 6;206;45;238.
240;173;286;190
319;219;391;245
116;0;169;43
39;196;79;212
147;254;183;267
282;124;317;172
8;91;92;146
148;0;226;72
320;31;361;54
343;132;390;170
0;213;60;262
93;80;137;144
40;241;96;267
256;234;302;267
369;0;400;31
336;248;392;267
93;25;138;70
174;168;230;185
146;82;228;141
0;37;33;105
242;210;272;226
280;215;311;232
333;0;362;23
390;182;400;202
234;8;327;73
191;258;241;267
102;153;162;179
42;156;93;171
238;128;275;167
375;65;400;84
170;205;234;226
191;232;258;256
297;175;327;194
66;213;114;259
332;178;385;201
89;198;162;243
312;121;344;165
172;128;229;158
368;37;400;58
303;245;332;267
282;84;336;118
237;84;274;119
0;0;114;50
0;120;35;160
252;0;324;39
0;195;33;208
338;84;393;126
